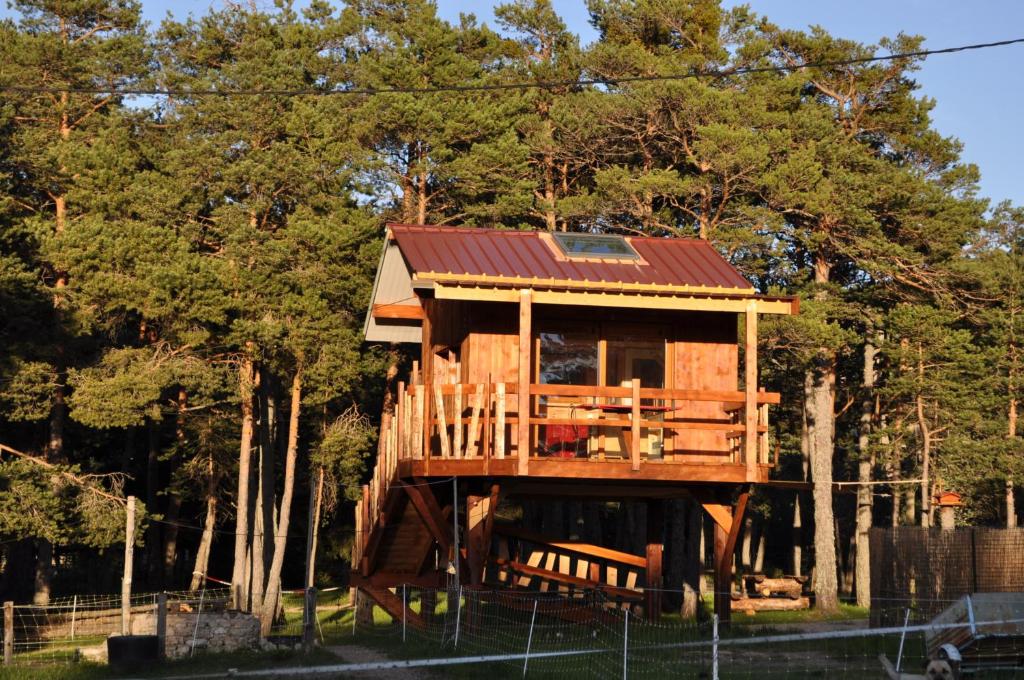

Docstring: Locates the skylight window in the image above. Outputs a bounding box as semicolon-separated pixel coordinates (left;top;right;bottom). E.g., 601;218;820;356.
552;233;640;260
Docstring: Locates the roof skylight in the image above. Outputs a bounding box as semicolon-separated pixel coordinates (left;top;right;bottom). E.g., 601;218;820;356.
552;233;639;260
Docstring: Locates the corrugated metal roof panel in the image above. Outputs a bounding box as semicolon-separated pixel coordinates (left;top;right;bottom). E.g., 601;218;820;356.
389;224;754;291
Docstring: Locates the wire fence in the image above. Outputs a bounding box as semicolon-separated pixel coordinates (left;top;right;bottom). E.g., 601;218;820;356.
1;588;229;666
294;587;1024;679
5;584;1024;678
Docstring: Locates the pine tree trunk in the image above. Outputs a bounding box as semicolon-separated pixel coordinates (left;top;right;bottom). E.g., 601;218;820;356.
792;495;802;576
162;388;187;586
1008;395;1018;528
189;454;218;591
260;369;302;636
33;541;52;605
740;516;753;572
145;421;162;588
855;340;876;607
231;356;256;610
807;361;839;612
754;530;766;574
162;496;182;586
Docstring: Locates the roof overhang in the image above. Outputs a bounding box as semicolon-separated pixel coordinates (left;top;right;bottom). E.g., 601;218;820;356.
428;282;798;315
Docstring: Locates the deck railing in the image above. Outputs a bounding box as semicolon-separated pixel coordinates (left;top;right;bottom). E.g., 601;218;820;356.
376;380;776;468
354;380;778;572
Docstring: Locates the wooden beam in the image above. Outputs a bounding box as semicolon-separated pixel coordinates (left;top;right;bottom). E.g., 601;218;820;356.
630;378;642;471
493;525;647;568
645;500;664;620
361;585;428;630
399;480;452;553
745;300;758;481
517;289;532;475
466;485;500;585
489;556;642;601
372;303;424;320
713;488;749;628
433;284;798;315
402;458;771;484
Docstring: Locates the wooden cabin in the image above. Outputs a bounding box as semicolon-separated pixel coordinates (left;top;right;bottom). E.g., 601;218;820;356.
354;225;798;625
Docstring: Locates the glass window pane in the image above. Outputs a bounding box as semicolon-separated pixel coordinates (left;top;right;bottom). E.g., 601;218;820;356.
553;233;639;259
605;338;665;389
539;332;598;385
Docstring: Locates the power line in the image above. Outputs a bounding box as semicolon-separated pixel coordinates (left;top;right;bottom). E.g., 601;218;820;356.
1;37;1022;98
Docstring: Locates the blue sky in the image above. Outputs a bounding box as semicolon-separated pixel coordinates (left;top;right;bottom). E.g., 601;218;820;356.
5;0;1022;207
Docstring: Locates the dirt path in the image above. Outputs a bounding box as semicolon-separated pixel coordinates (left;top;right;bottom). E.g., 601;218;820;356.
326;644;438;679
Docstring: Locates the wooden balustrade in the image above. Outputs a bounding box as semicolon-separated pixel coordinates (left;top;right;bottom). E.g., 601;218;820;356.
380;381;776;467
354;379;778;567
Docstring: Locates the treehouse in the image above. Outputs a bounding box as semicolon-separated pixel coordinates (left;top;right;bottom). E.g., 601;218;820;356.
353;224;798;625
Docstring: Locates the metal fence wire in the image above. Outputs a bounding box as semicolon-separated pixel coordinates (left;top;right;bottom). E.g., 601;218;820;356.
1;588;228;666
5;584;1024;678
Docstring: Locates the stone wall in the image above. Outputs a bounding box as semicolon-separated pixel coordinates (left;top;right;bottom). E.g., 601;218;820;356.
133;608;260;659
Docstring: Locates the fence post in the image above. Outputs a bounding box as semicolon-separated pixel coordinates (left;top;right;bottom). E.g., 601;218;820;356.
303;587;316;650
156;593;167;660
522;598;537;678
122;495;136;636
622;608;629;680
453;586;463;649
70;595;77;641
712;613;719;680
895;608;911;672
3;601;12;666
402;584;407;643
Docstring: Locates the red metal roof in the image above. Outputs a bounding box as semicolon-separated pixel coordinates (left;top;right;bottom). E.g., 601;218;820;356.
388;224;754;291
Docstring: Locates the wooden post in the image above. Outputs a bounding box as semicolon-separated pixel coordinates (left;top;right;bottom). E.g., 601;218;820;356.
645;501;664;621
302;587;317;649
454;384;463;457
495;383;506;459
630;378;642;471
122;495;136;636
3;601;12;665
712;489;749;629
397;381;405;459
156;593;167;659
744;300;758;481
518;289;532;475
466;494;488;585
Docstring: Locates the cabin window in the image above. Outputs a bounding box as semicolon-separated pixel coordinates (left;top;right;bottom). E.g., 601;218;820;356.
552;233;640;260
605;337;665;390
538;331;598;386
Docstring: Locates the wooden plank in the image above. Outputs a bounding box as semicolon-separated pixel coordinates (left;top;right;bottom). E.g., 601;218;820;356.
526;417;766;432
466;494;488;585
408;383;519;396
745;300;758;481
403;458;770;483
631;378;641;471
453;381;463;457
495;383;506;459
407;382;776;404
399;481;452;553
645;500;664;620
433;284;799;315
396;381;405;460
518;290;532;474
465;384;483;458
494;525;647;568
414;387;425;459
362;585;427;630
489;556;643;601
372;303;425;320
714;488;749;628
433;385;451;458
